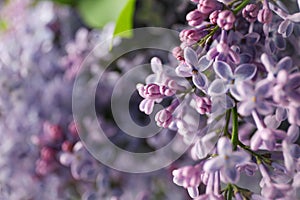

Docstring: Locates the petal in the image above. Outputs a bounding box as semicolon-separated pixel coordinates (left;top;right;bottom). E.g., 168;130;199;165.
238;101;255;116
213;61;233;81
139;99;155;115
150;57;163;73
274;34;286;50
184;47;198;67
228;49;240;64
287;124;299;143
222;166;239;183
203;157;225;172
287;13;300;22
278;20;290;35
192;73;208;89
208;79;227;96
245;32;260;44
275;107;287;122
276;56;293;72
256;101;274;115
197;55;213;71
261;53;276;73
234;64;257;81
217;137;232;155
187;187;199;198
230;151;251;164
255;79;272;97
236;81;254;99
175;63;192;77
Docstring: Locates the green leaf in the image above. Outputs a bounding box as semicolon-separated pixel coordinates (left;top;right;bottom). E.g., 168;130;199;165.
77;0;130;28
113;0;136;38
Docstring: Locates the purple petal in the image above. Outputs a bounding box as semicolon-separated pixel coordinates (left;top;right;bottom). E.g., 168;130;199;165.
261;53;276;73
255;79;272;97
184;47;198;67
150;57;163;73
238;101;255;116
192;73;208;89
275;107;287;122
236;81;254;99
197;55;212;72
222;166;239;183
250;131;263;150
230;151;251;164
208;79;227;96
213;61;233;81
274;34;286;50
228;49;240;64
217;137;232;155
287;124;299;143
203;157;225;172
276;56;293;72
245;32;260;44
256;101;274;115
207;47;218;60
234;64;257;81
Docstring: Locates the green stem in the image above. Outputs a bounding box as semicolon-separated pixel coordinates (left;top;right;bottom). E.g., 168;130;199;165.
233;0;251;15
238;141;272;165
224;109;232;137
231;106;239;150
227;184;233;200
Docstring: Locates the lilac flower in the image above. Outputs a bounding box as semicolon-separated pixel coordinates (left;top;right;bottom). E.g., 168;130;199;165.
172;164;204;198
155;100;179;128
261;53;293;80
233;80;274;116
207;30;240;64
203;137;250;183
176;47;212;89
269;2;300;38
208;60;257;96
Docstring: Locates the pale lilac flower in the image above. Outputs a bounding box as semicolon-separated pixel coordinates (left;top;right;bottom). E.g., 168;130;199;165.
176;47;212;89
207;31;240;64
233;80;274;116
269;2;300;37
261;53;293;80
203;137;250;183
208;61;257;96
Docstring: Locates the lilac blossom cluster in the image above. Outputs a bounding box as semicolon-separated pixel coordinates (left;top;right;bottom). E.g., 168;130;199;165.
138;0;300;199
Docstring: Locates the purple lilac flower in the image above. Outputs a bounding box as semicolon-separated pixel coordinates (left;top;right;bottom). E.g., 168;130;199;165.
208;60;257;96
233;80;274;116
176;47;212;90
203;137;250;183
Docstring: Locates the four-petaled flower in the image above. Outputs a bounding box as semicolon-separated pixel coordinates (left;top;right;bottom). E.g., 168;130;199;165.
203;137;250;183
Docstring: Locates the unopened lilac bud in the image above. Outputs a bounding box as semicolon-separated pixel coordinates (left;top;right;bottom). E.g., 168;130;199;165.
40;147;56;161
172;46;184;61
242;4;259;22
137;83;164;99
155;109;173;128
179;29;207;44
195;96;212;114
43;122;63;142
186;9;205;26
209;10;221;24
198;0;222;15
159;85;175;96
217;10;236;30
258;8;273;24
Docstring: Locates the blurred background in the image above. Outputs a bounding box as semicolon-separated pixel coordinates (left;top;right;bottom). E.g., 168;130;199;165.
0;0;200;199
